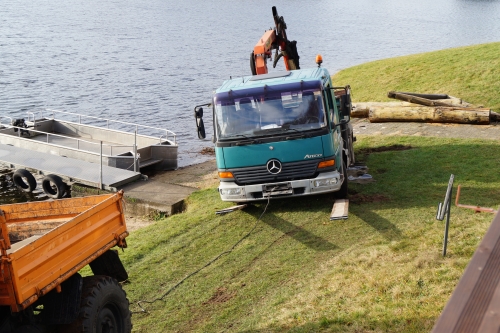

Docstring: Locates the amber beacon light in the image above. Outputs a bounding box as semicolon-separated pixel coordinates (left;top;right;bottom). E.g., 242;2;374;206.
316;54;323;67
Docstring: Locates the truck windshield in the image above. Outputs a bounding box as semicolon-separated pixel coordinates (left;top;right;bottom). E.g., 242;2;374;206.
214;88;326;140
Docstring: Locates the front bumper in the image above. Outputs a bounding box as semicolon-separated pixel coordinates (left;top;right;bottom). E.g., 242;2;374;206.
218;170;343;202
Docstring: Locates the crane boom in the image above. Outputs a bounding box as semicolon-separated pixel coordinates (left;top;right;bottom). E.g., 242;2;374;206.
250;6;300;75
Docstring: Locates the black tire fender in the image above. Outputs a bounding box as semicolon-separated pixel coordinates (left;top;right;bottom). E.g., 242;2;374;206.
12;169;37;192
61;276;132;333
42;174;66;199
89;250;129;283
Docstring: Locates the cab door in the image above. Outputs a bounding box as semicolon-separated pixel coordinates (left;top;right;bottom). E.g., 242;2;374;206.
322;83;342;169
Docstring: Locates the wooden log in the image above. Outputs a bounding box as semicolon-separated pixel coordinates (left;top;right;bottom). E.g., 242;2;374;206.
352;102;417;118
351;108;369;118
388;91;457;107
397;92;449;100
368;106;491;124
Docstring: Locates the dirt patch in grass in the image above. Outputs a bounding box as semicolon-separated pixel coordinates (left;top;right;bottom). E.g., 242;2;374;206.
203;287;236;305
358;144;412;155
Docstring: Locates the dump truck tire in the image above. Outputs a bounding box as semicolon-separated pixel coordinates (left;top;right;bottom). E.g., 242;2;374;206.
13;325;45;333
42;174;66;199
13;169;37;192
61;276;131;333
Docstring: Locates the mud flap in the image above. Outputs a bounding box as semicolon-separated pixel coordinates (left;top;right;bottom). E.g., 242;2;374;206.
89;250;129;282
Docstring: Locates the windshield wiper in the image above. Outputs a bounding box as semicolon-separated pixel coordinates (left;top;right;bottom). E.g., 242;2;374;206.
225;134;260;146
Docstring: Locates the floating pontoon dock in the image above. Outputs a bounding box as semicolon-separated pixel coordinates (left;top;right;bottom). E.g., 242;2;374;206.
0;109;178;171
0;143;141;191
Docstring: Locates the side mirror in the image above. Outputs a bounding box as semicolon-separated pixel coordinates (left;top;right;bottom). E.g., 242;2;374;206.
194;104;208;139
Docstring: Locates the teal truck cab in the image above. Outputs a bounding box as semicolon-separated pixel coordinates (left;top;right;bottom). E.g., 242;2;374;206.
194;66;355;202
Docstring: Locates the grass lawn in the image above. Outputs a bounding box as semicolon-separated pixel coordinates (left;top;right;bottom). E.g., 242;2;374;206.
120;135;500;332
332;42;500;111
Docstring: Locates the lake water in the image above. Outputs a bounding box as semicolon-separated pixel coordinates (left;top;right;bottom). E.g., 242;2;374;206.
1;0;500;201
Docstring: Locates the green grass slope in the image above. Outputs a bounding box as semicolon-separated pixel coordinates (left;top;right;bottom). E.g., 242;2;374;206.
116;42;500;332
332;42;500;111
121;136;500;332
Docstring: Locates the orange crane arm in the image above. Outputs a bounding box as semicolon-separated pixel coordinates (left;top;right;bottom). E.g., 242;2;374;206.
250;6;300;75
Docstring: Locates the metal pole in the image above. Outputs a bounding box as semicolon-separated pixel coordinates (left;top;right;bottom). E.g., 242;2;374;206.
99;141;103;190
134;130;137;173
77;139;80;150
443;187;452;257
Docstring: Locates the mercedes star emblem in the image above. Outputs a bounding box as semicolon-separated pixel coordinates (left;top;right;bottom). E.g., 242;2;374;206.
266;159;282;174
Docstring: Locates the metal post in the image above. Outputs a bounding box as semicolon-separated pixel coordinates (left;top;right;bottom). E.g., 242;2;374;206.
107;119;109;129
436;174;454;257
99;141;103;190
443;187;452;256
46;133;48;143
79;115;81;124
77;139;80;150
134;131;137;173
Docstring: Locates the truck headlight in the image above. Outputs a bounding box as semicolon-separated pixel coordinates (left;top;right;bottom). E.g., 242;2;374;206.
220;188;243;195
314;178;338;187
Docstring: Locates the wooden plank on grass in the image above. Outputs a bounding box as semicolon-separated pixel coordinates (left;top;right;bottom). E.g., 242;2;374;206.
215;204;247;215
330;199;349;220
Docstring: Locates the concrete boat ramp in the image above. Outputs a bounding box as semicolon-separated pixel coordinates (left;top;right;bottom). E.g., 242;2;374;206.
0;143;141;191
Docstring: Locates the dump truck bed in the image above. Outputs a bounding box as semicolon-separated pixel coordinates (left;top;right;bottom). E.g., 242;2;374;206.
0;191;128;312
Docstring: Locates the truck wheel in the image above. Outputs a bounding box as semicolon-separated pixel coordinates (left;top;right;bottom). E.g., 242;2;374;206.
61;276;131;333
13;169;37;192
337;158;348;199
42;174;66;199
13;325;45;333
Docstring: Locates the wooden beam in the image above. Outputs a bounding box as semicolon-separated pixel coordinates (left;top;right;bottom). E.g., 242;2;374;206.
368;106;491;124
388;91;458;107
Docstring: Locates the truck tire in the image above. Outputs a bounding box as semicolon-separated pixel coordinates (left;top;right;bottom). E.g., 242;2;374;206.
337;157;348;199
61;276;131;333
42;273;83;325
12;325;45;333
13;169;37;192
42;174;66;199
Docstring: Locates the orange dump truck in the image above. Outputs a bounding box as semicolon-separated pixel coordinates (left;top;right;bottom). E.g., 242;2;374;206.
0;191;131;333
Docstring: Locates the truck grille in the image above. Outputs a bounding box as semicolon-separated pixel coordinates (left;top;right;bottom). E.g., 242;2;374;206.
231;160;319;185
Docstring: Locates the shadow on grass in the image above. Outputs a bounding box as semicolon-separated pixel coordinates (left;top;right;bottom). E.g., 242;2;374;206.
260;212;338;251
354;209;403;241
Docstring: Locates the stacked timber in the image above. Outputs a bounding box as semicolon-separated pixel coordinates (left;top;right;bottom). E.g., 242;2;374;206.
352;91;499;124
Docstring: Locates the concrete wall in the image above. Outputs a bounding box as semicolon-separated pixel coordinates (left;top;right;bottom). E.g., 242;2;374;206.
151;144;178;170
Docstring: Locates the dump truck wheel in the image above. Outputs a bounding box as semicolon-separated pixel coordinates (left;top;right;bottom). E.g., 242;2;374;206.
62;276;131;333
42;273;82;325
12;325;45;333
13;169;37;192
42;174;66;199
